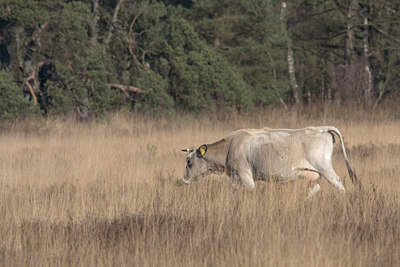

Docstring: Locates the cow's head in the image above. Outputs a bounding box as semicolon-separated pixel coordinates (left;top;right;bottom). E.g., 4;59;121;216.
181;144;209;184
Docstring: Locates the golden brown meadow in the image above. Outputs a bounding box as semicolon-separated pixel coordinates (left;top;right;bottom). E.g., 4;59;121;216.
0;107;399;266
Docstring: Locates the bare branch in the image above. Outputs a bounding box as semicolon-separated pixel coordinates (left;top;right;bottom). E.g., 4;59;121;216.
140;49;157;70
129;11;143;36
371;23;400;44
109;83;142;100
126;12;147;69
24;71;37;105
126;37;143;68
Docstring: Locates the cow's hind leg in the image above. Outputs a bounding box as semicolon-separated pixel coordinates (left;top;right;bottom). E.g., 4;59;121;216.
307;183;321;199
294;170;322;199
305;171;321;199
320;170;346;194
311;154;346;194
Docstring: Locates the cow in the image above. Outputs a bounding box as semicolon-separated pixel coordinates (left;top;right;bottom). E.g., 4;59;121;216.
181;126;361;198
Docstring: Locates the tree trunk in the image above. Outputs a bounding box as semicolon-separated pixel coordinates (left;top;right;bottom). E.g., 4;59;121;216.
362;0;373;105
89;0;99;49
104;0;124;46
77;0;101;121
287;47;300;105
342;0;359;103
328;52;336;104
345;0;358;62
0;35;11;72
281;2;300;105
15;26;24;69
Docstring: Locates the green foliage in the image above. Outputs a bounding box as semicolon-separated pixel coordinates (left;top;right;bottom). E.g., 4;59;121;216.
56;2;92;60
0;71;38;120
86;50;125;115
189;0;289;106
0;0;399;120
1;0;50;26
134;69;174;113
162;18;253;111
44;80;73;116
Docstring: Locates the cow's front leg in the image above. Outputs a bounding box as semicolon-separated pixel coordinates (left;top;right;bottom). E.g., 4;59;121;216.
238;169;255;190
241;168;255;190
228;167;255;190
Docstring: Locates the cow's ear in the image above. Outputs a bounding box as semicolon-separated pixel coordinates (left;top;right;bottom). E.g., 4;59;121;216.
196;144;207;157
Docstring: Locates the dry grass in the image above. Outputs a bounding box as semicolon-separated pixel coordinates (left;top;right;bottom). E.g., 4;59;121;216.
0;108;399;266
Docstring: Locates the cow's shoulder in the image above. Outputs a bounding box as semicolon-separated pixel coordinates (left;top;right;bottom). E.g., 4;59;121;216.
229;129;253;142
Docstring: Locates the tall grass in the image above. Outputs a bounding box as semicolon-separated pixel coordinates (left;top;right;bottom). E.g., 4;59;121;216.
0;108;399;266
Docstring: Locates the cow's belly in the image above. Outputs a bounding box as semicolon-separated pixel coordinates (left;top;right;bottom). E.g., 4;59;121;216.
255;159;315;183
247;140;318;182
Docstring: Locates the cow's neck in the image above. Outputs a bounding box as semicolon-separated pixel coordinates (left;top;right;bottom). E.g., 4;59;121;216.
204;138;229;174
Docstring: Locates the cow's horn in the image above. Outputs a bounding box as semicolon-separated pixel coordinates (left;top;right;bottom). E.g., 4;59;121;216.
181;148;194;152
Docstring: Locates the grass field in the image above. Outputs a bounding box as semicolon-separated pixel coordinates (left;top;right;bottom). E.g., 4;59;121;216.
0;108;399;266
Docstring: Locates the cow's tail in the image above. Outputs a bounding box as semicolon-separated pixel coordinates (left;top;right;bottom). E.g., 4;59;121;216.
327;127;362;189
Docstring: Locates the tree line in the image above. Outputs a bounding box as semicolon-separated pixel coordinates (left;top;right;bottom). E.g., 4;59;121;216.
0;0;399;120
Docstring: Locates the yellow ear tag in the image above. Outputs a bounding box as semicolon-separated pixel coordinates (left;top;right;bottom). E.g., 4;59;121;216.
200;149;206;156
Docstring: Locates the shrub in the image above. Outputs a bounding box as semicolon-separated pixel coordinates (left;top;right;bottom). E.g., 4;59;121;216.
0;71;38;120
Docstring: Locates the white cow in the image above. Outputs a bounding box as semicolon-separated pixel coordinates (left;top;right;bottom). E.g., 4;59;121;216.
181;126;361;198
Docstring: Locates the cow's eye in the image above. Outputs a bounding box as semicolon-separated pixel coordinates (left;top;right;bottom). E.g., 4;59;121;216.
186;158;192;167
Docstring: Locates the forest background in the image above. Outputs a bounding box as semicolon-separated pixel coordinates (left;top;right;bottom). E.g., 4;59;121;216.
0;0;399;120
1;2;400;265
